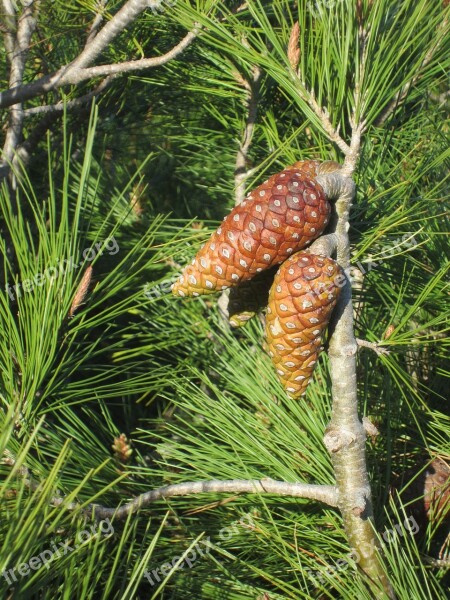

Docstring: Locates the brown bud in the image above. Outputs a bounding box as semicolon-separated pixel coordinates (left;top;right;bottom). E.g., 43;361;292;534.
423;458;450;520
383;324;395;339
288;22;301;71
112;433;133;464
69;265;93;318
232;69;251;91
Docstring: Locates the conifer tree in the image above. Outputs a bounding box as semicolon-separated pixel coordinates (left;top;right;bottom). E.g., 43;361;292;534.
0;1;448;598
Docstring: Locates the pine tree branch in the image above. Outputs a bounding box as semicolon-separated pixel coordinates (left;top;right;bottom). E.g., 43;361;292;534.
317;167;395;598
308;233;338;258
0;1;198;109
69;29;198;81
341;118;366;178
222;53;262;319
67;0;163;71
0;0;198;185
286;24;352;156
423;556;450;568
2;453;338;519
85;0;109;46
0;9;197;181
22;75;115;116
233;64;262;206
11;110;65;173
60;479;339;520
356;339;390;356
0;0;38;178
306;90;351;156
1;77;113;181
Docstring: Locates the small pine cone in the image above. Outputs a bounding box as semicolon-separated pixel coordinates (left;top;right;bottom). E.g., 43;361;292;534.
172;161;331;297
265;252;344;398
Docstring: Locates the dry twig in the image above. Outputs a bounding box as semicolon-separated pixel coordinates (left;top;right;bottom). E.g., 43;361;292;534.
234;64;262;205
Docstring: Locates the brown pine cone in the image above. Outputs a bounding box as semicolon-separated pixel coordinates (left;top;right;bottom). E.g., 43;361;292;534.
396;457;450;526
265;252;344;398
423;458;450;520
172;161;331;297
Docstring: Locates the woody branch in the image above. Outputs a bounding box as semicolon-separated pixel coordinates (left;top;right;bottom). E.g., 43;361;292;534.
314;108;394;600
2;453;338;520
0;1;198;110
233;62;262;206
0;0;198;181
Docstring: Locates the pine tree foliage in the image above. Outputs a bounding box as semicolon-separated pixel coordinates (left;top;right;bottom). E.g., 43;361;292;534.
0;0;449;598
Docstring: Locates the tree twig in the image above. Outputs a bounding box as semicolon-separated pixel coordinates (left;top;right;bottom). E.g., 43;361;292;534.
341;118;366;178
317;169;395;598
11;110;64;175
2;75;114;182
66;29;199;82
0;0;38;180
307;91;351;156
0;6;198;180
2;453;338;520
308;233;338;258
234;64;262;206
85;0;109;46
422;556;450;569
286;23;351;157
356;339;390;356
0;1;198;109
22;74;115;116
68;479;338;520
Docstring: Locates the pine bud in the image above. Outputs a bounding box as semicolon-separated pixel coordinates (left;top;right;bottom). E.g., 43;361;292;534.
383;324;395;339
69;265;93;318
112;433;133;464
288;22;301;71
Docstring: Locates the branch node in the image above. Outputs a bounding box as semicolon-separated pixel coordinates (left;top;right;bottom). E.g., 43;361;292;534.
357;338;390;356
362;417;380;439
323;428;357;453
352;487;371;514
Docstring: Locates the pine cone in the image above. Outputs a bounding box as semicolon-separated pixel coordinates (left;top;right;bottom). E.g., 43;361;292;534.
396;457;450;526
172;161;331;297
265;252;343;398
